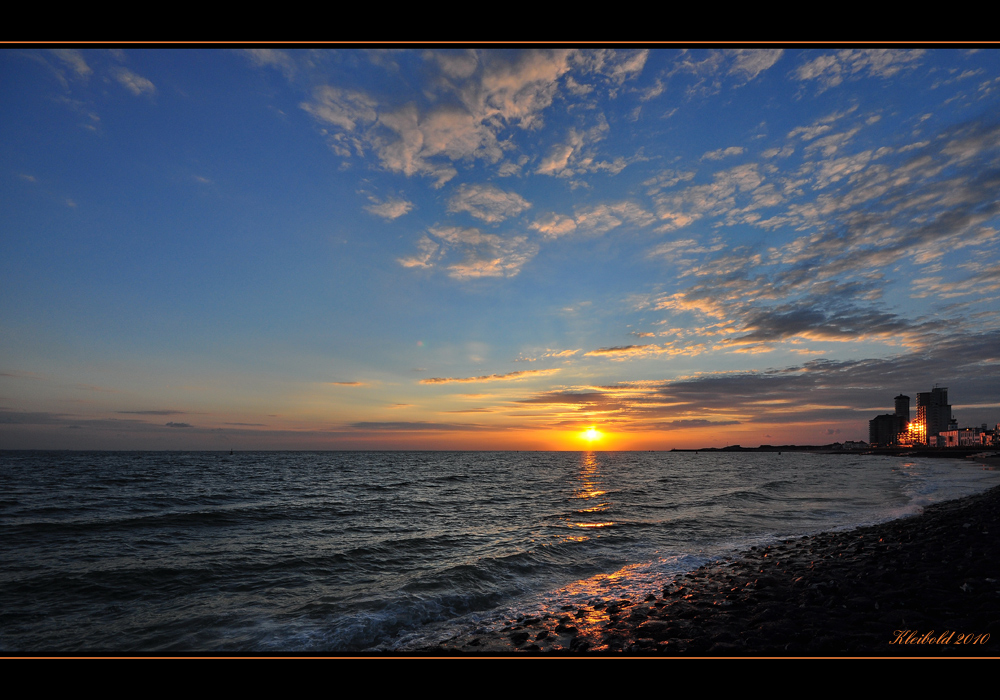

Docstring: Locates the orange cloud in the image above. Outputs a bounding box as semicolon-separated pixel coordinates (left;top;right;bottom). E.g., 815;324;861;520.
419;369;561;384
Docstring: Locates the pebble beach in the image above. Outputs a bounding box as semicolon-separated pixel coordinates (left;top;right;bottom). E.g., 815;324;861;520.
431;484;1000;656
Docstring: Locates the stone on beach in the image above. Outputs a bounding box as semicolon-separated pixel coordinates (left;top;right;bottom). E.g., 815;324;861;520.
432;484;1000;655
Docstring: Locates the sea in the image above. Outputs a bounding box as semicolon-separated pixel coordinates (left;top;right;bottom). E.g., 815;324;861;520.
2;450;998;652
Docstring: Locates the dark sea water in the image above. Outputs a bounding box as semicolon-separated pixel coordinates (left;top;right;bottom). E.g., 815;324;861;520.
2;450;998;652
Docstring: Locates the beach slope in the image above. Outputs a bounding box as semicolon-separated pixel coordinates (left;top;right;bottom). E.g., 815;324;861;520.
433;484;1000;655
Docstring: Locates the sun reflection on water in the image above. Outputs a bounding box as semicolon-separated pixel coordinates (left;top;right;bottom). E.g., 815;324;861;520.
567;451;615;531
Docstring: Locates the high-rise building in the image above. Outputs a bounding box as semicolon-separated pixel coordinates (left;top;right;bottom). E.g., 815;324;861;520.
894;394;910;423
915;387;952;443
870;413;906;447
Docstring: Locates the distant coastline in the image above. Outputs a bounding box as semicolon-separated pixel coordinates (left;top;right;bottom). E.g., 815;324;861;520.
674;445;998;459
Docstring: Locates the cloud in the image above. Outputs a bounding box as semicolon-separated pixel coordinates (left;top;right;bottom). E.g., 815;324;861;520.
241;48;296;78
419;369;561;384
446;183;530;223
702;146;745;161
467;49;576;129
803;127;861;158
532;201;656;238
530;213;578;238
117;410;186;415
364;196;413;220
349;421;488;431
726;49;783;81
655;419;742;430
329;381;366;386
397;235;441;269
787;105;859;141
503;329;1000;432
301;85;378;132
425;49;479;79
375;103;500;187
669;49;784;95
644;169;697;193
795;49;925;91
574;201;657;233
912;260;1000;299
114;67;156;97
400;225;538;279
536;116;610;177
165;422;191;428
728;296;936;346
651;163;767;231
0;409;72;424
647;237;725;260
639;79;665;102
657;330;1000;422
294;50;652;187
584;344;657;358
543;349;580;358
572;48;649;87
50;49;92;79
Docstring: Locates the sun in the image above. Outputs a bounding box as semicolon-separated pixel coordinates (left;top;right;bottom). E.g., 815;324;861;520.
580;426;603;443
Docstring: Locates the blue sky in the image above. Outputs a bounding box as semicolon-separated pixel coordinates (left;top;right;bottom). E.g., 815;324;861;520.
2;47;999;449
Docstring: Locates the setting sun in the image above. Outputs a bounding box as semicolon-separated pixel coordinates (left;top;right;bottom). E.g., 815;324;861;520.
581;427;603;443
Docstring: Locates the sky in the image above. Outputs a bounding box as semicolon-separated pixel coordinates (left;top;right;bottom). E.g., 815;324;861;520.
2;47;999;451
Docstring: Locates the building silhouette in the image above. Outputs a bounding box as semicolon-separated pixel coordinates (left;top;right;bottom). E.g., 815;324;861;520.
869;413;906;447
915;387;952;443
894;394;910;424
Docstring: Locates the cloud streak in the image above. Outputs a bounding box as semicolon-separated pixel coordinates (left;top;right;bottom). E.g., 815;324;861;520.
420;369;561;384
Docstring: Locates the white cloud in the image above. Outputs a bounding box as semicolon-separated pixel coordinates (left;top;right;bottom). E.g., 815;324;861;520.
114;67;156;96
376;103;502;187
365;197;414;220
50;49;92;78
669;49;783;95
796;49;925;91
397;235;440;268
537;139;579;176
532;201;656;238
762;145;795;158
447;183;530;223
639;78;665;101
401;225;538;279
301;85;377;132
575;201;656;233
702;146;745;161
647;238;725;259
571;49;650;88
726;49;783;80
296;50;651;187
242;49;296;78
496;155;528;177
652;163;767;232
425;49;478;79
466;49;576;129
812;150;873;189
804;127;861;157
530;213;578;238
536;116;614;177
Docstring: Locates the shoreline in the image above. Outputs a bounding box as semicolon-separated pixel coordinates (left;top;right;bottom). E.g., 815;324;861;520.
428;483;1000;655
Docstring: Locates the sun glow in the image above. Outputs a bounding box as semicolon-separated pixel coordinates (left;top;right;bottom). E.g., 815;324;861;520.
580;426;603;443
